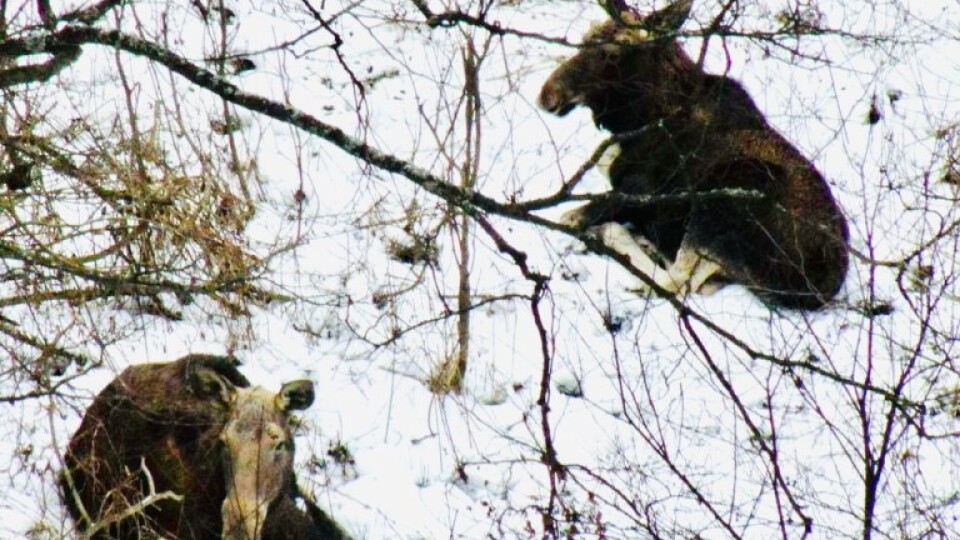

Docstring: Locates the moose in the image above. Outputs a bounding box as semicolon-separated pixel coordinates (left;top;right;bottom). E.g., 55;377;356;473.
59;354;351;539
539;0;849;309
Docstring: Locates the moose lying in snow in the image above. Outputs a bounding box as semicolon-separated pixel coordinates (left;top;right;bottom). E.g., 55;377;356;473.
539;0;849;309
60;354;351;539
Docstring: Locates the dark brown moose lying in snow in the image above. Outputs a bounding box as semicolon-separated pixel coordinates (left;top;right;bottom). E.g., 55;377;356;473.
60;354;351;539
539;0;849;309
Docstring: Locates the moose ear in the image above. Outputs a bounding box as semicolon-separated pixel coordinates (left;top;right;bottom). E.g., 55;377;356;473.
189;368;235;404
183;354;249;402
644;0;692;33
277;380;315;412
184;354;250;387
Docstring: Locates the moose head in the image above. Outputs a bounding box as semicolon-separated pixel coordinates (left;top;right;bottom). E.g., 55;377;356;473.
539;0;695;131
60;355;346;539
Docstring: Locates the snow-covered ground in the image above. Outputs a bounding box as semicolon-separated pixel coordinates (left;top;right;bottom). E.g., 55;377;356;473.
2;1;960;538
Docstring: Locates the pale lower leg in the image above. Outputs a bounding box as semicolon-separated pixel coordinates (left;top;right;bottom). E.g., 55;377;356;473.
658;245;726;295
594;222;670;284
560;207;584;229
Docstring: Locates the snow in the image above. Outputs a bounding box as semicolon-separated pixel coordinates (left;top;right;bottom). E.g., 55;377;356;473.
3;1;960;539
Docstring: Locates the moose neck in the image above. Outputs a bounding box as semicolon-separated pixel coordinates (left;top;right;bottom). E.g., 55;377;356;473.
593;42;703;134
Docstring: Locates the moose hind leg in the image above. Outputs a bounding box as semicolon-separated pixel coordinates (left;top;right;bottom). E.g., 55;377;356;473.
658;243;726;295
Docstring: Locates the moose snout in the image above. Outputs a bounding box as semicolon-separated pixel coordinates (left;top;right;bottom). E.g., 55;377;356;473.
538;82;577;117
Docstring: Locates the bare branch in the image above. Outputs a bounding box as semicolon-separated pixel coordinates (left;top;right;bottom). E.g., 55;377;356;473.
82;459;185;537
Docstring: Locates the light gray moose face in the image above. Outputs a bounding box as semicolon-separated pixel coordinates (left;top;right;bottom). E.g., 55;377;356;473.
220;379;315;540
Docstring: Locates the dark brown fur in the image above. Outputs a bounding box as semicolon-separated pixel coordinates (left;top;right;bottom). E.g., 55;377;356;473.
60;354;350;539
539;0;849;309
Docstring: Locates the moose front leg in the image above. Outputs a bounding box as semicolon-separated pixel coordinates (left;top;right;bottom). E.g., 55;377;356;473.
560;202;728;299
597;225;727;298
560;201;611;230
559;202;673;290
592;222;672;287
